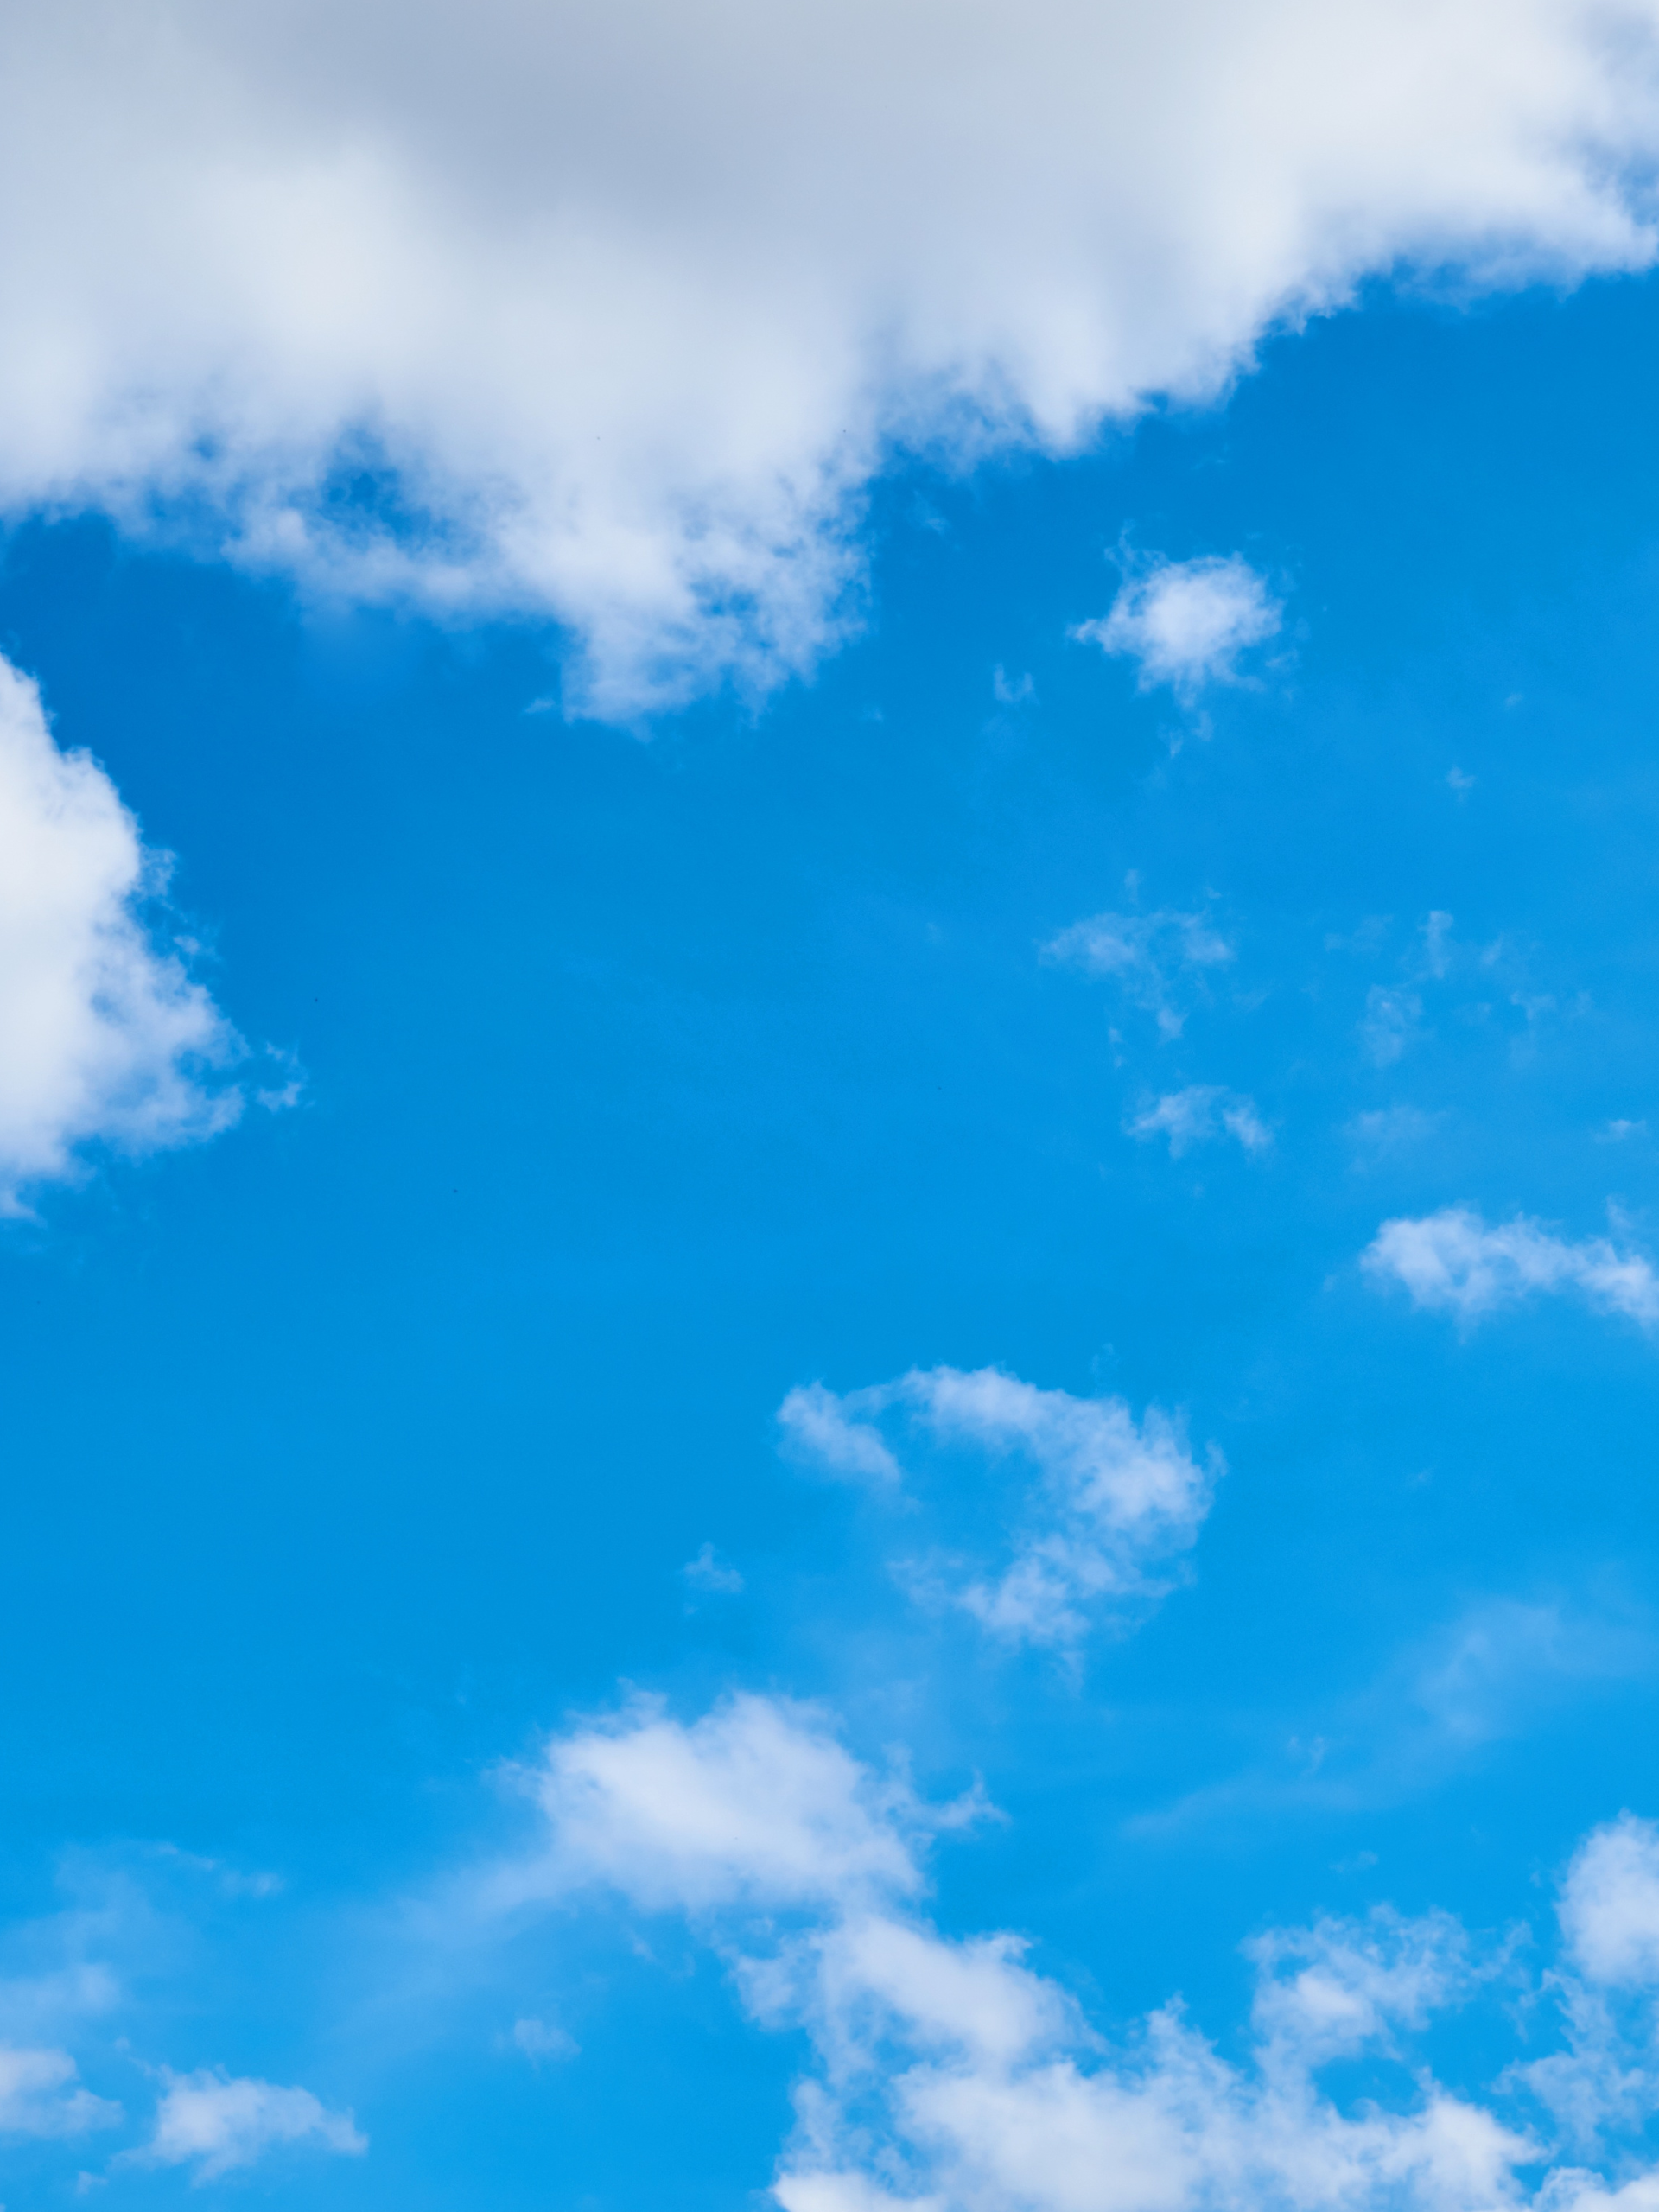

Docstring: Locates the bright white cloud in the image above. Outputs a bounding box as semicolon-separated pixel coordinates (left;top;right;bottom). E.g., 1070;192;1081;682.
524;1691;1659;2212
782;1367;1217;1649
1363;1206;1659;1329
1074;556;1281;702
137;2068;366;2182
1560;1816;1659;1988
1128;1085;1271;1159
505;1694;931;1915
0;2045;119;2138
0;656;245;1207
3;3;1658;711
1043;908;1233;1039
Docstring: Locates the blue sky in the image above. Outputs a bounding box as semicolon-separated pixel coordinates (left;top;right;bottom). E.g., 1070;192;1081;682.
11;9;1659;2208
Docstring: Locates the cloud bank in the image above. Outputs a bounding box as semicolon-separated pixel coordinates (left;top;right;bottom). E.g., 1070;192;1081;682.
0;657;245;1208
518;1692;1659;2212
3;0;1659;710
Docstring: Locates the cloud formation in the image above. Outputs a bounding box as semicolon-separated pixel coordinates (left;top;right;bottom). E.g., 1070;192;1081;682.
1128;1085;1271;1159
1363;1207;1659;1330
1074;555;1282;702
137;2068;366;2181
781;1366;1216;1649
0;657;245;1208
3;2;1659;709
520;1691;1659;2212
0;2045;119;2138
1043;907;1233;1039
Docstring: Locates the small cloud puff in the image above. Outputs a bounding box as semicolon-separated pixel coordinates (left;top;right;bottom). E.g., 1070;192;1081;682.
129;2069;365;2183
682;1543;744;1596
1074;555;1281;704
1128;1085;1270;1159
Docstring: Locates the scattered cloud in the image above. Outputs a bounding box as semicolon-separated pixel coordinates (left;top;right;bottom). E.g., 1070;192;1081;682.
781;1367;1217;1649
1599;1120;1648;1143
1359;984;1425;1066
0;2048;119;2139
1043;906;1232;1039
779;1384;903;1487
500;1694;937;1916
1448;766;1478;795
0;658;246;1209
515;1689;1659;2212
1348;1104;1444;1163
1363;1206;1659;1330
4;4;1655;709
683;1543;745;1596
1073;554;1281;702
511;2017;579;2065
131;2069;365;2183
1128;1084;1270;1159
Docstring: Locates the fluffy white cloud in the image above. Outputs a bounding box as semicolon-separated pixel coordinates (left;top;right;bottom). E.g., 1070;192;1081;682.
1362;1207;1659;1329
506;1694;931;1915
1560;1816;1659;1988
3;2;1659;710
137;2068;366;2181
1042;909;1233;1040
781;1366;1217;1649
1074;556;1282;702
0;2045;119;2138
0;656;245;1207
1128;1085;1271;1159
524;1692;1659;2212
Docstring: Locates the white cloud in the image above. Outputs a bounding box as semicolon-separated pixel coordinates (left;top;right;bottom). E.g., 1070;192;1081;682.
1560;1816;1659;1988
781;1367;1217;1649
0;656;245;1207
1074;556;1281;702
137;2068;366;2182
522;1691;1659;2212
1043;908;1233;1039
0;2047;119;2139
504;1694;931;1916
1362;1206;1659;1329
1128;1085;1271;1159
683;1542;745;1596
3;3;1659;712
779;1384;903;1487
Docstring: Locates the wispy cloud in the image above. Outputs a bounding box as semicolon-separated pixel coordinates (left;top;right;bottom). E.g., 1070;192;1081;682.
1042;906;1233;1040
1139;1592;1655;1834
781;1366;1217;1651
1128;1085;1270;1159
1363;1206;1659;1331
127;2069;366;2183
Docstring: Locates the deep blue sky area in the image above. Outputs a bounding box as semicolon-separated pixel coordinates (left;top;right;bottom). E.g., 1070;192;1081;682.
6;272;1659;2205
